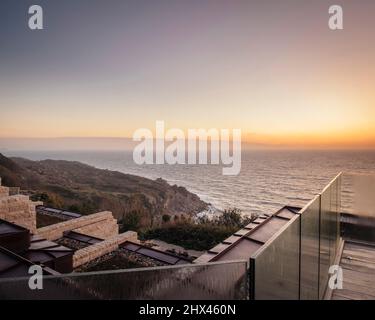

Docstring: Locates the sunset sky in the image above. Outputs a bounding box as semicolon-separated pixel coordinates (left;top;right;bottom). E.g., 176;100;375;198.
1;0;375;149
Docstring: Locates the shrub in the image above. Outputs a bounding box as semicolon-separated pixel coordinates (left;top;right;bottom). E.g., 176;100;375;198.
141;207;256;251
30;192;64;208
162;214;171;223
121;210;141;232
217;208;243;227
141;221;238;251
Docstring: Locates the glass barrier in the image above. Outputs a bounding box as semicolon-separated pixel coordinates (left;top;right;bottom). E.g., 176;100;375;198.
250;215;300;300
0;260;248;300
251;173;342;300
342;172;375;217
319;173;341;299
341;172;375;243
300;195;320;300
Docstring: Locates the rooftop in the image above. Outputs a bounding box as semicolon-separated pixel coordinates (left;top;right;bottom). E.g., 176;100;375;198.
195;206;300;263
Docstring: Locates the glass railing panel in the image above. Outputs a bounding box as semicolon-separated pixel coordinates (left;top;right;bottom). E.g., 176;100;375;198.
300;195;320;300
250;215;300;300
319;181;332;299
0;260;248;300
329;175;338;264
341;172;375;243
319;173;341;299
333;175;341;252
342;172;375;217
337;174;342;240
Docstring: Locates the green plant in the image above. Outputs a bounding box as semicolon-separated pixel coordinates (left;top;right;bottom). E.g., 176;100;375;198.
121;210;141;232
30;192;64;208
141;221;238;251
217;207;243;227
162;214;171;223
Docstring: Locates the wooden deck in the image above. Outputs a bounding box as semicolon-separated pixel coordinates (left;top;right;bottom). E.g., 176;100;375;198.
332;241;375;300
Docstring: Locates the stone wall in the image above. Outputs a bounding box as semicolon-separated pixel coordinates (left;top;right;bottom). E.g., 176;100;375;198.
0;194;37;233
0;178;8;198
0;185;9;198
73;231;138;268
36;211;119;240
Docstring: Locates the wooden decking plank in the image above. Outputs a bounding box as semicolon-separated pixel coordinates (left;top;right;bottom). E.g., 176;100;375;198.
332;241;375;300
345;242;375;251
341;281;375;297
342;250;375;263
343;244;375;260
331;288;375;300
331;293;351;300
341;268;375;287
341;271;375;289
341;259;375;274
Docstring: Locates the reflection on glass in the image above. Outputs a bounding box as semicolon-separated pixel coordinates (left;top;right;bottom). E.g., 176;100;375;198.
319;174;341;299
251;216;300;300
0;261;248;300
300;196;320;300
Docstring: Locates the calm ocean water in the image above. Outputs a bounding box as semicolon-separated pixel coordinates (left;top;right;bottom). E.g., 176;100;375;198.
4;150;375;217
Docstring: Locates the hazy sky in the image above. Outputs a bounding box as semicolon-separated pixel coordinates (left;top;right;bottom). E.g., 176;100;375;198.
1;0;375;149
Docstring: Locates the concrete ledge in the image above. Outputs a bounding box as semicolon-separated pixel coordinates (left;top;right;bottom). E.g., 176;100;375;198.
73;231;138;268
36;211;118;240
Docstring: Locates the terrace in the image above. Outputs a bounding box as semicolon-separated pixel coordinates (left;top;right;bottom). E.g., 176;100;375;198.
331;241;375;300
0;172;374;300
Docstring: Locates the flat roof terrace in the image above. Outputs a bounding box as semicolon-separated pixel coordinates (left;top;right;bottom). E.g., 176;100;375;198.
195;206;301;264
36;206;82;220
332;241;375;300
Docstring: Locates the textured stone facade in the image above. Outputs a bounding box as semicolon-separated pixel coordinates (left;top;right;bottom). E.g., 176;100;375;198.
36;211;119;241
0;194;37;233
0;186;9;198
0;178;141;270
73;231;138;268
0;178;7;198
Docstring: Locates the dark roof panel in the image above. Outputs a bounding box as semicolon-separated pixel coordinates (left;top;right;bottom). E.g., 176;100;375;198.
20;236;73;274
214;238;262;262
0;219;30;253
62;231;103;245
276;207;298;220
0;246;59;279
122;242;141;251
196;206;301;264
121;241;191;265
247;216;289;243
137;247;180;264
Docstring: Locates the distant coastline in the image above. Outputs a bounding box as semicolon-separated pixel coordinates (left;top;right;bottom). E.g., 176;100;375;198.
0;153;208;228
3;149;375;217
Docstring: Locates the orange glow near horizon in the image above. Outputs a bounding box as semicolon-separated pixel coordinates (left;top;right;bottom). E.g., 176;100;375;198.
1;1;375;150
243;130;375;149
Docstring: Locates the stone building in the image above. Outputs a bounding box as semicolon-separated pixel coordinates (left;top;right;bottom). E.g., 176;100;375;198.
0;178;138;276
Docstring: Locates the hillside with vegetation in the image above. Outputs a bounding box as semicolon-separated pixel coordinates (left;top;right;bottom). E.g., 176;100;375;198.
0;153;208;228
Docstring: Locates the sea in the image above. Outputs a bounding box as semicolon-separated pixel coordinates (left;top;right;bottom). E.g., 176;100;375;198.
3;150;375;217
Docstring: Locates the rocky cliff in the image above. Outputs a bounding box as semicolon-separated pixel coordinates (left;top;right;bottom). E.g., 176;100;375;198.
0;153;208;227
